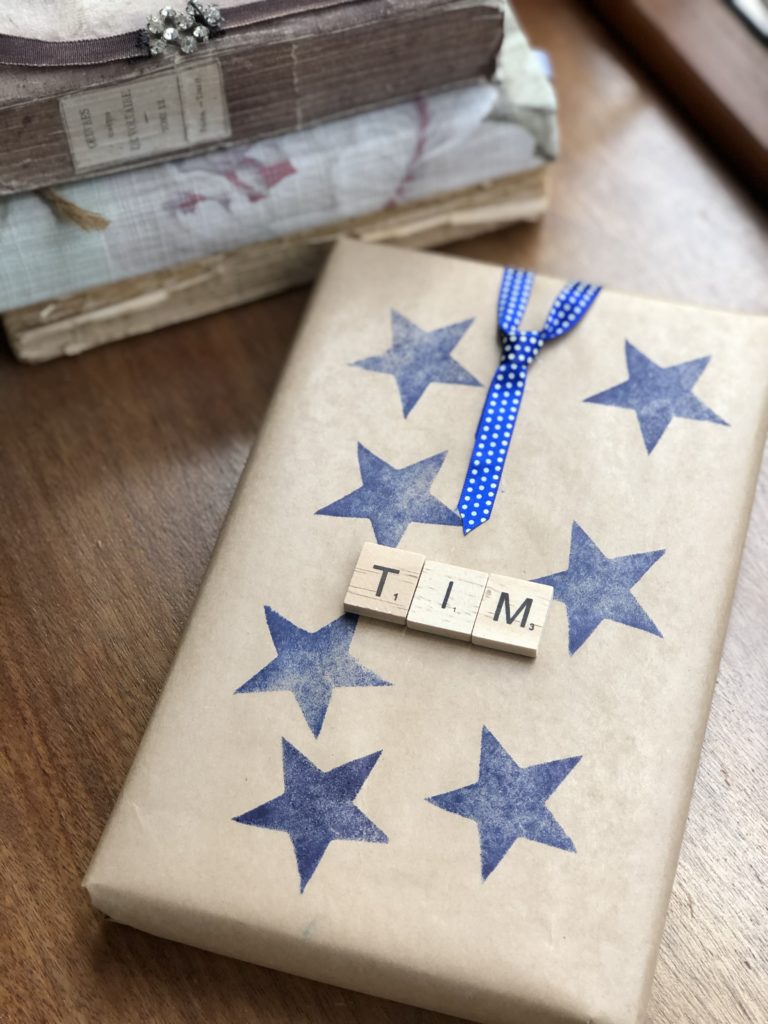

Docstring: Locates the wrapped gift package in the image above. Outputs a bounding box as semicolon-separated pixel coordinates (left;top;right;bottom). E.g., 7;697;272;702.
84;240;768;1024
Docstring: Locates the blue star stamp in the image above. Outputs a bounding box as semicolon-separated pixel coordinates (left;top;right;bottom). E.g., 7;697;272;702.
351;310;481;416
234;739;387;892
427;727;580;880
236;608;390;737
535;522;664;654
316;443;461;547
584;341;728;453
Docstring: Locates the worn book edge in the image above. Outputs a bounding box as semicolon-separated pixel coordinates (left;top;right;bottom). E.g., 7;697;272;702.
3;168;548;362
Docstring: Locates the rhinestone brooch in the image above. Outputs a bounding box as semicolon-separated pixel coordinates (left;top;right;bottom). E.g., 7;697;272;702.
146;3;223;55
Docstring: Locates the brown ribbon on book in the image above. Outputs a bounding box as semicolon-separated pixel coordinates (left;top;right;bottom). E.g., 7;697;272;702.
0;0;360;67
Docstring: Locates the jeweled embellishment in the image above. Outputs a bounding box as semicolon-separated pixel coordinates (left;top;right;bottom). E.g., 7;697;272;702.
189;1;224;27
146;2;222;55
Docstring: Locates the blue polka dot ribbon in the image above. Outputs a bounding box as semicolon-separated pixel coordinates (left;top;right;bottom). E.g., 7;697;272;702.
458;269;601;534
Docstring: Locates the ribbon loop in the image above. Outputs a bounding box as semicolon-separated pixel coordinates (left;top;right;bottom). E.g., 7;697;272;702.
541;282;601;341
457;269;601;534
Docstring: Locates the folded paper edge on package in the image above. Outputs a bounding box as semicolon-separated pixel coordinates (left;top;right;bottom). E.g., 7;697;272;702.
82;878;589;1024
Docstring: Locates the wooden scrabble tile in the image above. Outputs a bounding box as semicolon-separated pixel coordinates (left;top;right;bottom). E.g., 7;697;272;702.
471;575;553;657
344;542;426;624
406;561;488;641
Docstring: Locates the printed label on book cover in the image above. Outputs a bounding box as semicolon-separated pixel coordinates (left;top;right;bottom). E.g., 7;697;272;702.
60;60;231;173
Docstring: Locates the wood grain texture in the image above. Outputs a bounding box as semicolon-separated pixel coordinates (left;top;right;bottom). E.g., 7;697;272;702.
344;543;426;624
1;2;766;1023
588;0;768;199
471;575;552;657
406;561;488;640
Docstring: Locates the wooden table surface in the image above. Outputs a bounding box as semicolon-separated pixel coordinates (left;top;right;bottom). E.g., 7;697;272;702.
1;2;766;1022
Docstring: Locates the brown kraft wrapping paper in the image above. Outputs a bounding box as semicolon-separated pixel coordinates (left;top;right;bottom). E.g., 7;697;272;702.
84;239;768;1024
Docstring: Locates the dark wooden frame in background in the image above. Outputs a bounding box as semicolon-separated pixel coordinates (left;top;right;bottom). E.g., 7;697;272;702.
590;0;767;200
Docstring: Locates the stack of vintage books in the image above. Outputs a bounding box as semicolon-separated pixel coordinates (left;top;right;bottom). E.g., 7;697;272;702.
0;0;556;361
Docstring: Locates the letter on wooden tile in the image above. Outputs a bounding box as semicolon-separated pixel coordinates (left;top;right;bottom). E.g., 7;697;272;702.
406;560;488;641
471;575;553;657
344;542;425;624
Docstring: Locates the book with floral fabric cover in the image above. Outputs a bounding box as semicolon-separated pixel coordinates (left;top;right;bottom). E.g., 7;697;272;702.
84;239;768;1024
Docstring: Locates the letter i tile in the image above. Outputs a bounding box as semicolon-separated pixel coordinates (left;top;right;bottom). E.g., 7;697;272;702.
406;561;488;641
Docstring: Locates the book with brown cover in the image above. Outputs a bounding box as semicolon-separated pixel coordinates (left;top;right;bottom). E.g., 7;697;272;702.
0;0;507;194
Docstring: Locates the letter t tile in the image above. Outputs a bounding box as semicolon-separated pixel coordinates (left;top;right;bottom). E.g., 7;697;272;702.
344;542;426;624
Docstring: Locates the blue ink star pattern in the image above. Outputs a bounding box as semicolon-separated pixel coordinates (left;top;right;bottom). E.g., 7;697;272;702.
351;310;481;417
316;443;461;547
535;522;664;654
236;608;390;737
584;341;728;453
427;727;580;879
234;739;387;892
